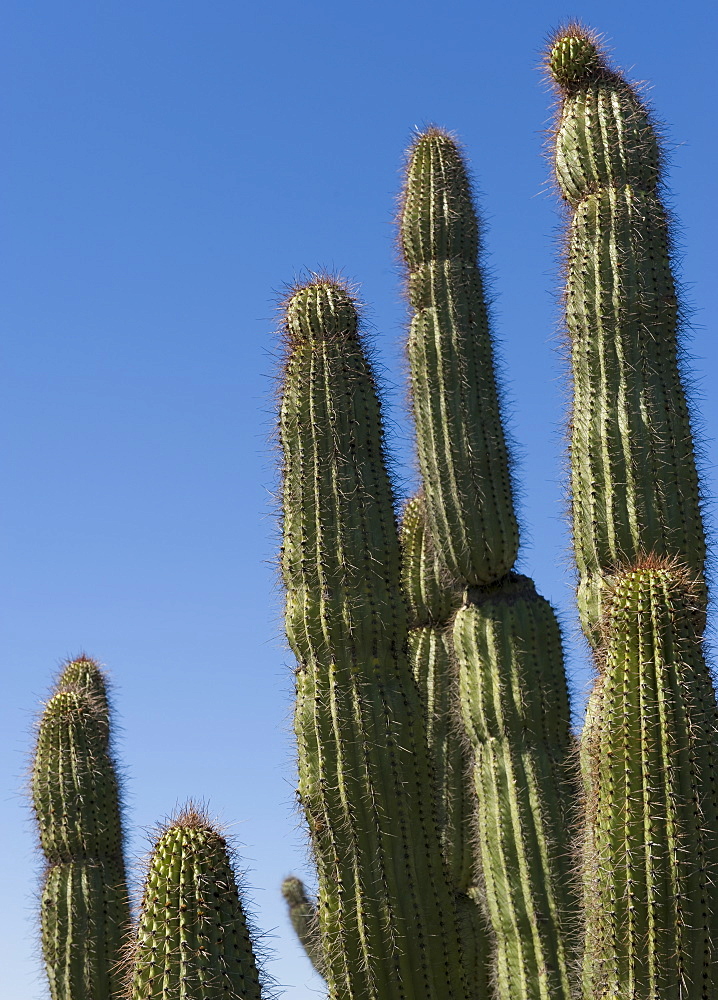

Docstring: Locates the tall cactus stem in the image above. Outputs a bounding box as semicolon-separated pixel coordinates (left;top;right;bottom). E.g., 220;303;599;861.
454;575;578;1000
401;494;493;997
401;129;577;1000
581;562;718;998
401;128;519;588
280;277;473;1000
549;27;718;997
548;25;707;641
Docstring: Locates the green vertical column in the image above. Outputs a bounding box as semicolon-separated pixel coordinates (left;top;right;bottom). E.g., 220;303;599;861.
581;565;718;998
401;494;492;997
400;128;577;1000
549;28;706;641
280;278;472;1000
549;27;718;997
32;658;130;1000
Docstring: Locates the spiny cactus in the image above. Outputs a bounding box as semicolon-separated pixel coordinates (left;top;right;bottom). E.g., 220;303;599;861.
400;494;492;996
549;26;718;998
548;26;706;641
31;657;130;1000
400;127;578;1000
23;24;718;1000
128;806;264;1000
279;278;473;1000
280;877;324;976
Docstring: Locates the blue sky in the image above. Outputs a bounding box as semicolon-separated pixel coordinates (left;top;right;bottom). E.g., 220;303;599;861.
3;2;717;996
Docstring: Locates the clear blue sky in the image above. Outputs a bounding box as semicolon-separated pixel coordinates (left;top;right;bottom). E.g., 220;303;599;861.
3;2;717;996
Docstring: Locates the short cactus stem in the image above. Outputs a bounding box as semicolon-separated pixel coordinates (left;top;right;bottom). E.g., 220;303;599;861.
281;877;324;977
32;658;129;1000
581;563;718;999
129;807;263;999
280;279;472;1000
549;27;706;640
454;574;578;1000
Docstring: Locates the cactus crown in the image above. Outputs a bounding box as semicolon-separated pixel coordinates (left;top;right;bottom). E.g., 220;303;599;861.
547;25;604;87
283;276;359;347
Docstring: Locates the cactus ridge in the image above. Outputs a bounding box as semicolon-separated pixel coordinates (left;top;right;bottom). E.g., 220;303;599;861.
280;280;472;1000
401;127;519;587
581;561;718;999
32;657;129;1000
129;806;264;1000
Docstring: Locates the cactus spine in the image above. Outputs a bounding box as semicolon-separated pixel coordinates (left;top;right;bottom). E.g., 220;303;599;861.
280;279;472;1000
549;27;718;997
400;127;577;1000
129;807;264;999
31;658;130;1000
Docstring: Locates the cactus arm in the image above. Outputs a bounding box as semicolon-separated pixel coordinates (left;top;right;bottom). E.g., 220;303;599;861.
280;279;472;1000
454;576;577;1000
549;27;718;997
281;877;325;977
401;129;519;587
129;807;263;999
401;128;577;1000
548;28;706;640
401;494;493;997
31;658;130;1000
581;565;718;998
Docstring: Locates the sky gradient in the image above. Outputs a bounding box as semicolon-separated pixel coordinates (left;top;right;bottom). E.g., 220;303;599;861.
3;1;717;996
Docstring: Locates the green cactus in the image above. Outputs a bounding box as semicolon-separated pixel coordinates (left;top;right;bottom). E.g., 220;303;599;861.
22;24;718;1000
128;807;264;999
548;26;718;998
399;127;578;1000
400;494;492;996
281;877;325;976
31;658;130;1000
279;278;473;1000
548;27;706;641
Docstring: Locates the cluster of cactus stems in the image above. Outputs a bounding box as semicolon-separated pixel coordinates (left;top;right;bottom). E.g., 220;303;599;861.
32;660;265;1000
28;23;718;1000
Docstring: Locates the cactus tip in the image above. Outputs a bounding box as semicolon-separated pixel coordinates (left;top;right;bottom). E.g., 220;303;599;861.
547;24;603;87
282;273;359;348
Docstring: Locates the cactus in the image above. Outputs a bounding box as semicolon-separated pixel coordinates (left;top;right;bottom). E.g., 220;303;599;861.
128;807;264;999
399;127;578;1000
31;658;130;1000
22;24;718;1000
400;494;492;996
548;26;718;998
279;279;472;1000
281;877;325;976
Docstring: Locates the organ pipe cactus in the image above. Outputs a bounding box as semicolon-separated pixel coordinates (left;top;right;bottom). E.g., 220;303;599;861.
549;27;718;998
400;494;492;996
23;24;718;1000
128;807;264;1000
31;658;130;1000
399;128;578;1000
279;279;473;1000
